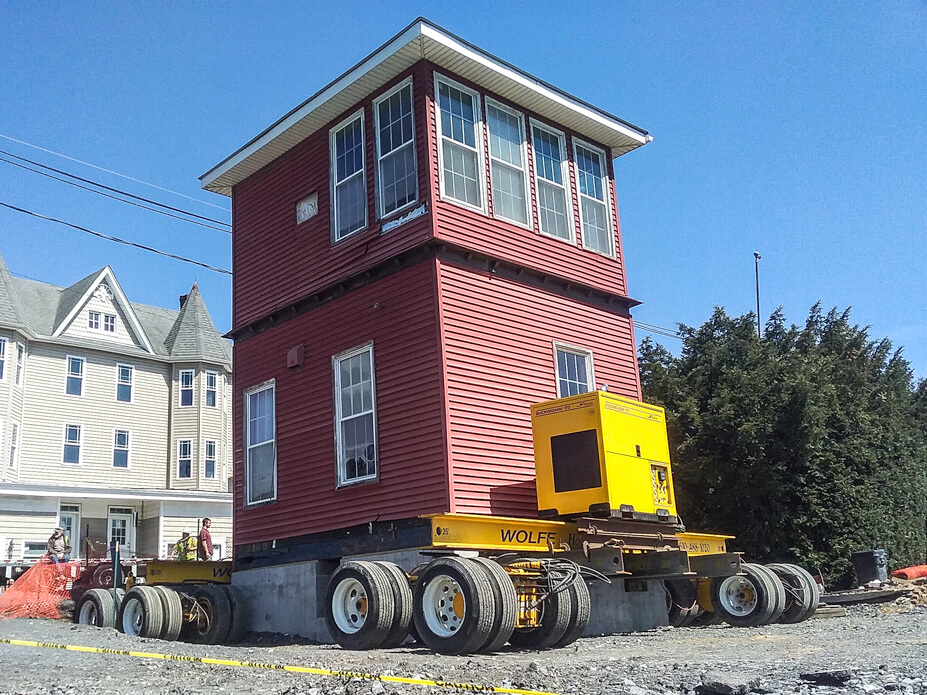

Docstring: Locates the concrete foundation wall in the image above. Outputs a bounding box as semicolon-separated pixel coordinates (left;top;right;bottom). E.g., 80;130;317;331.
585;579;669;636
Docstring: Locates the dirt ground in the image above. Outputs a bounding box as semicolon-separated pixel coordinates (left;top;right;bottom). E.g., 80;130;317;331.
0;599;925;695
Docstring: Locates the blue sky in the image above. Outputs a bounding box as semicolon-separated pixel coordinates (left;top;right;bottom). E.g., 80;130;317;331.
1;2;924;379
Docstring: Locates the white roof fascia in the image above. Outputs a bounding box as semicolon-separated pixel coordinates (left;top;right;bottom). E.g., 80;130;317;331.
0;485;230;504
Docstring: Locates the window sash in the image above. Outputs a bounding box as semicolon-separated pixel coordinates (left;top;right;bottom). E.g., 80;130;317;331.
64;425;81;464
9;422;19;469
245;383;276;504
331;112;367;240
113;430;129;468
67;357;84;396
0;337;5;380
574;141;614;256
177;440;192;478
117;365;133;403
179;370;194;406
375;81;417;217
486;101;529;225
104;314;116;332
88;311;100;330
205;371;218;408
532;123;573;241
15;343;24;386
436;77;482;209
334;346;377;485
204;440;217;479
555;347;594;397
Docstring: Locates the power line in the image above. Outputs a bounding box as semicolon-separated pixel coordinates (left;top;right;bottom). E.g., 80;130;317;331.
0;153;231;233
0;201;231;276
635;320;682;340
0;133;230;212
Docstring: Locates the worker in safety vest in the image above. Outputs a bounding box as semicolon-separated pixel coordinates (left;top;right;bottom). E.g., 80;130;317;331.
169;528;197;561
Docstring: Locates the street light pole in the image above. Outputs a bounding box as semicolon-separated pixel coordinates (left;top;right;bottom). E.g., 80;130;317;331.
754;252;762;338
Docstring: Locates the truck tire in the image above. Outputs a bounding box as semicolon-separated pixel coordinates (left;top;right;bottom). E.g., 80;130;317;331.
119;586;164;638
188;584;232;645
710;563;780;627
75;588;114;628
664;578;699;627
767;563;819;623
509;574;574;650
750;564;786;624
222;585;249;645
153;586;183;641
372;562;413;649
471;557;517;653
412;557;496;655
553;574;591;648
325;561;396;650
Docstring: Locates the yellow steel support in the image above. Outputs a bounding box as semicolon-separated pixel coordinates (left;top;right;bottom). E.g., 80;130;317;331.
429;513;579;552
676;532;732;556
145;560;232;585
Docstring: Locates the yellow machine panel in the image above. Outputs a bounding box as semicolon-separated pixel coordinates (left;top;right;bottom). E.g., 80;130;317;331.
531;391;679;521
144;560;233;585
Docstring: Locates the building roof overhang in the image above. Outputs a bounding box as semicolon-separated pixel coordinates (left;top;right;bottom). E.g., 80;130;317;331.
0;483;232;505
200;18;651;197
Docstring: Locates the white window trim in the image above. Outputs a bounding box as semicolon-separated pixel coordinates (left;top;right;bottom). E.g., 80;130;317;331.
553;342;596;398
177;439;193;479
107;507;135;554
530;119;576;244
329;108;368;243
88;311;100;330
204;370;219;408
572;137;616;258
15;342;24;387
333;342;379;488
203;438;218;480
373;76;418;220
0;337;6;382
179;369;195;407
65;355;84;397
116;363;134;404
244;379;277;506
8;421;18;470
113;428;131;469
485;97;531;230
63;423;83;466
434;73;487;214
103;313;117;333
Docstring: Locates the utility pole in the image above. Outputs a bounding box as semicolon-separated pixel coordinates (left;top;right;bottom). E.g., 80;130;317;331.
754;252;762;338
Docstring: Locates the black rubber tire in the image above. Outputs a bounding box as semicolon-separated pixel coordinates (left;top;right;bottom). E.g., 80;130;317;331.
324;561;396;650
553;574;591;648
412;557;496;655
372;562;414;649
75;588;114;627
508;573;574;650
188;584;233;645
118;586;164;638
710;563;780;627
471;557;518;653
749;564;786;624
767;563;819;623
664;578;699;627
781;562;820;621
691;608;723;626
153;586;183;641
222;584;250;645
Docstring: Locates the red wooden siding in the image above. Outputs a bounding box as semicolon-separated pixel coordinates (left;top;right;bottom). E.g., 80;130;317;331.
232;261;449;545
231;63;436;330
439;261;641;518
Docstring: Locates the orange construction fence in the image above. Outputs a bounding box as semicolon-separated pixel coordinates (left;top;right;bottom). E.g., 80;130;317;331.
892;565;927;580
0;559;83;619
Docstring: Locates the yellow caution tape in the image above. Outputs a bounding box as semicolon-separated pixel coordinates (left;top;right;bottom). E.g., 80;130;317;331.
0;638;562;695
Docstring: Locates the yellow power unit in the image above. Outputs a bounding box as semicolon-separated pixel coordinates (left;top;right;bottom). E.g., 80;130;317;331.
531;391;679;522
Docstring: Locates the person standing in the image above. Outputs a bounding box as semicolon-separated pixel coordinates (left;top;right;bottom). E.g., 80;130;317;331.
197;518;213;561
46;527;71;564
169;529;197;561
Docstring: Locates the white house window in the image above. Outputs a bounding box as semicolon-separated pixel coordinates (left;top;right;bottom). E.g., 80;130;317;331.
116;364;133;403
9;422;19;470
15;342;24;386
0;337;6;380
66;356;84;396
177;439;192;479
334;344;377;485
554;344;595;397
436;77;482;209
113;430;129;468
205;371;218;408
103;314;116;333
486;100;529;225
330;111;367;241
204;440;217;479
63;424;81;464
245;381;276;504
374;80;417;217
574;140;613;256
88;311;100;330
179;369;194;407
532;122;573;241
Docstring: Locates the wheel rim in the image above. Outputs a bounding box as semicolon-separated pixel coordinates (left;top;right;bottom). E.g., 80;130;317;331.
194;597;214;636
422;574;466;637
121;597;144;636
78;600;98;626
718;575;758;616
331;578;368;634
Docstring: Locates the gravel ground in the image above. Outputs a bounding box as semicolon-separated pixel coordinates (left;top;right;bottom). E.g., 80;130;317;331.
0;602;924;695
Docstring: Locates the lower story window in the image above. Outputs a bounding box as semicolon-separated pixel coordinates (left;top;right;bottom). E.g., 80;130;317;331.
113;429;129;468
334;344;378;485
554;344;594;397
204;440;217;479
177;440;192;478
64;424;81;464
245;381;276;504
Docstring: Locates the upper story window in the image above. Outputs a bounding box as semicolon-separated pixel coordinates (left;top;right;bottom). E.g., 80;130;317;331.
113;429;129;468
179;369;194;407
554;344;595;397
116;364;133;403
436;77;483;210
330;111;367;241
0;338;6;380
486;100;529;225
204;440;217;479
334;344;378;486
103;314;116;333
205;371;218;408
63;424;81;464
532;122;573;242
66;356;84;396
245;381;276;505
374;80;417;217
88;311;100;330
15;343;24;386
8;422;19;470
574;140;614;257
177;439;192;478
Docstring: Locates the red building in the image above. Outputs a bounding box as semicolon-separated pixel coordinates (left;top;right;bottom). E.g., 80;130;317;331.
201;19;651;569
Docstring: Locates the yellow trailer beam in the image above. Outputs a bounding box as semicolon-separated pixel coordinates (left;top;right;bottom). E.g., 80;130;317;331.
145;560;232;585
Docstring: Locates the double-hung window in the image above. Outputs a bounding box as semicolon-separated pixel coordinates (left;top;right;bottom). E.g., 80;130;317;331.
204;440;217;479
334;344;378;485
330;111;367;241
88;311;100;330
116;364;133;403
113;430;129;468
205;371;218;408
0;337;5;380
103;314;116;333
574;140;614;256
177;440;192;478
15;343;24;386
66;356;84;396
436;77;483;210
374;80;417;217
554;344;595;397
64;424;81;464
245;381;276;504
532;123;573;241
486;100;529;225
179;369;194;407
9;422;19;470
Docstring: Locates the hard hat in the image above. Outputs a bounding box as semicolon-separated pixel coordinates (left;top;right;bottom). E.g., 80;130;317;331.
182;528;192;535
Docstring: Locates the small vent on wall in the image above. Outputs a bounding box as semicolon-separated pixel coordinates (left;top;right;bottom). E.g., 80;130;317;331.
296;193;318;224
287;344;305;369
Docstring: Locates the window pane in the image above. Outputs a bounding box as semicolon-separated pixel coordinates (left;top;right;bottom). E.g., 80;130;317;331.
442;141;480;207
487;105;522;167
181;389;193;406
557;349;591;397
114;449;128;468
115;430;128;448
581;198;611;254
249;441;275;501
537;180;569;239
533;127;563;184
117;383;131;402
576;145;604;200
67;376;82;396
206;390;216;407
490;162;527;224
380;144;417;214
438;83;475;148
378;86;413;156
335;174;366;238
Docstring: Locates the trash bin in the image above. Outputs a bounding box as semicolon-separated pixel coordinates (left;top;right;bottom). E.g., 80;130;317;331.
851;549;889;584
